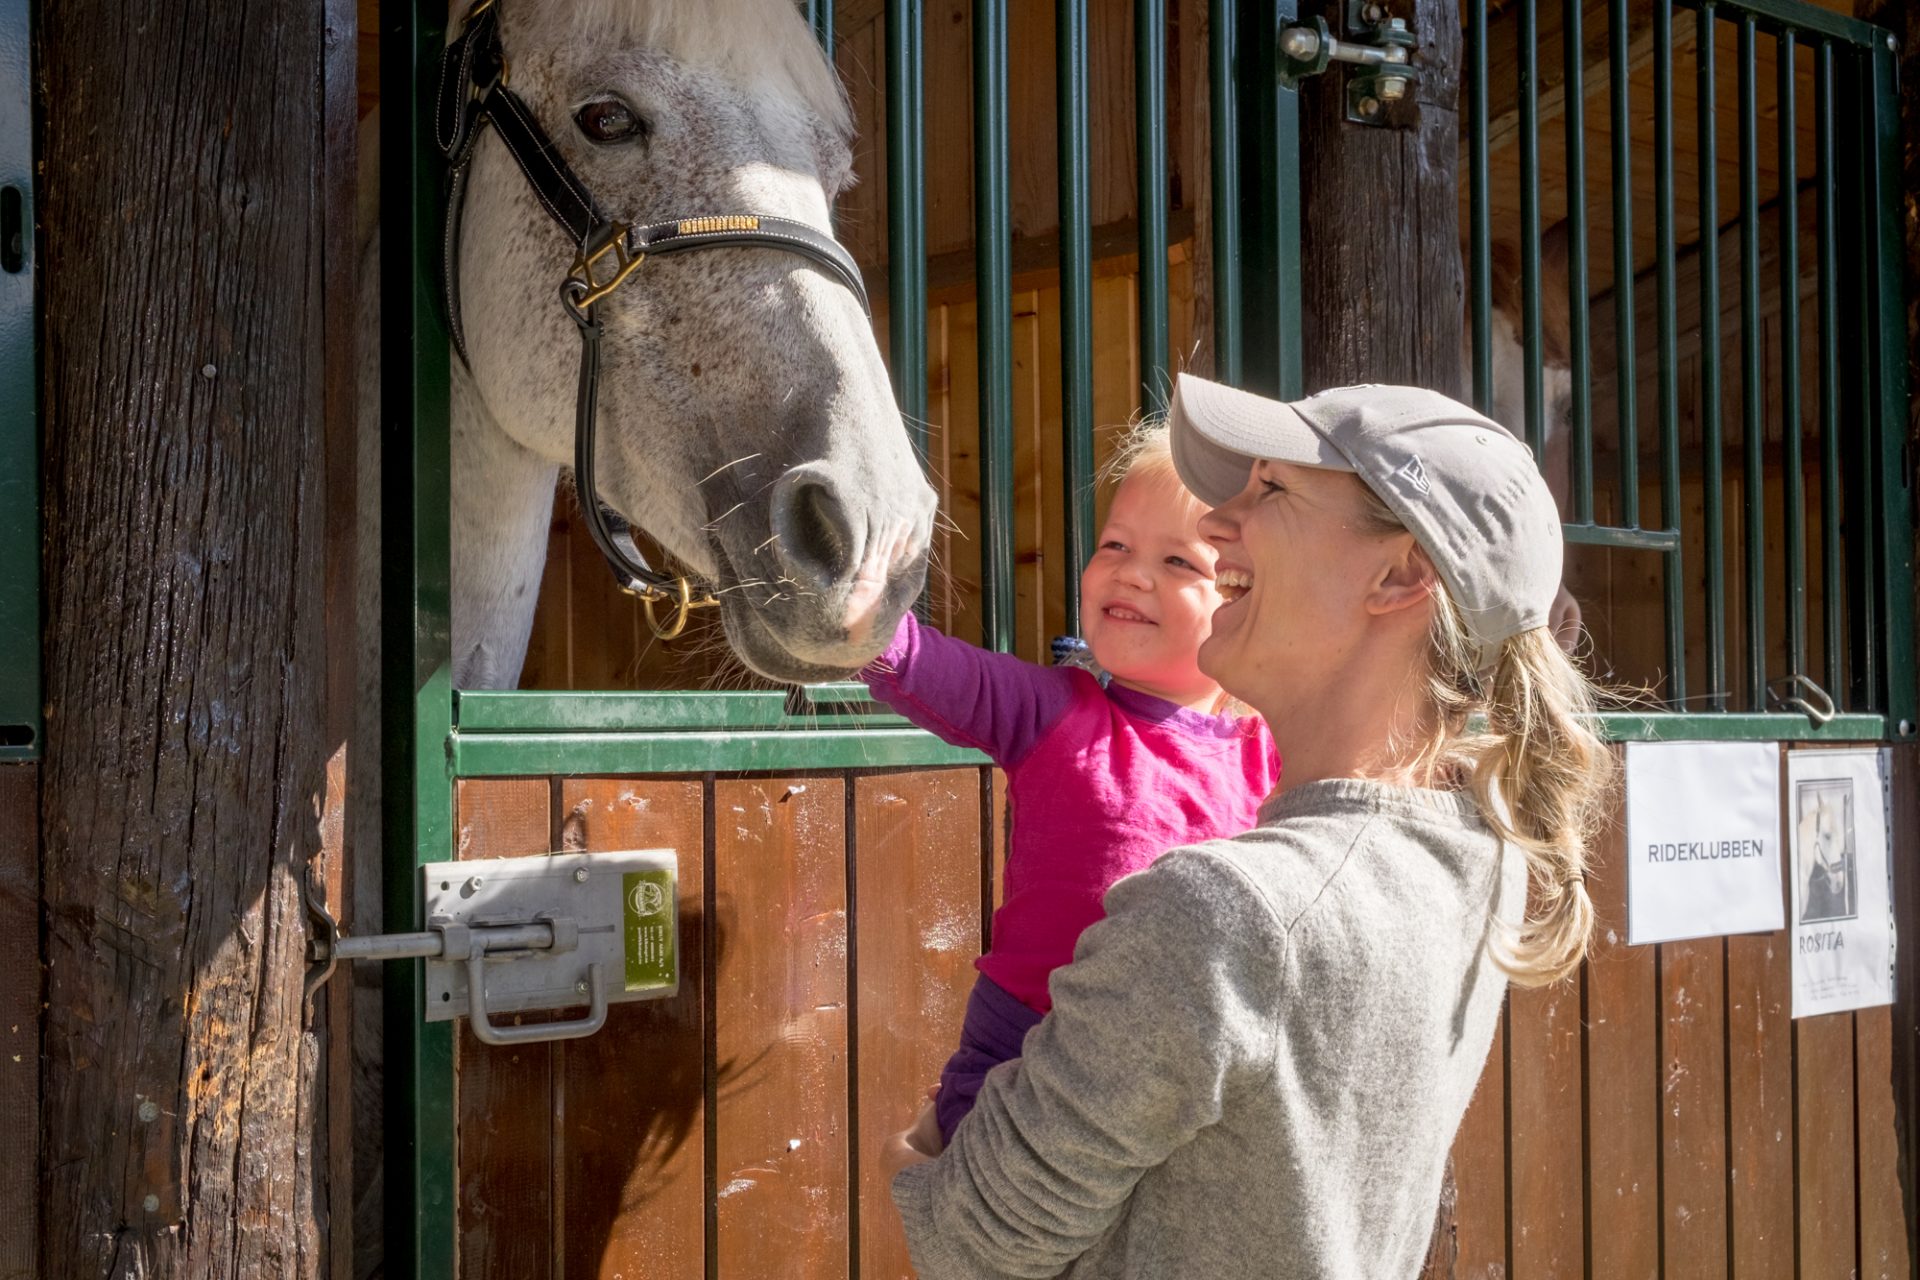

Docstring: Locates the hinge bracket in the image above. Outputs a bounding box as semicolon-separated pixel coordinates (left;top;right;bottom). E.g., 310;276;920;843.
1277;3;1418;127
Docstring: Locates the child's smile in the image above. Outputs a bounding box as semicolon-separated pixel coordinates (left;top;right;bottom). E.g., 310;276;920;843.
1079;468;1225;712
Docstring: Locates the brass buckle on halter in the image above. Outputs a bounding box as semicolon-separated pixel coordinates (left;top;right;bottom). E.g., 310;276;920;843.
565;222;645;316
635;575;719;642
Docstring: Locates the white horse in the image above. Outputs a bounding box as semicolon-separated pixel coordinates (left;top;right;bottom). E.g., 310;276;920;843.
371;0;935;692
348;3;934;1262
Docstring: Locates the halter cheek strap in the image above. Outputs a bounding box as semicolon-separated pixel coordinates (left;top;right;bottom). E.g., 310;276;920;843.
434;0;871;627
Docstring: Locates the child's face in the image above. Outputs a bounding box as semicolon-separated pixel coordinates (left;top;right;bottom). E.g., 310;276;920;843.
1079;468;1225;708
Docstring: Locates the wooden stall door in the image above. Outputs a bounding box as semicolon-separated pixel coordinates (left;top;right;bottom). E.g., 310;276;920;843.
1438;744;1915;1280
452;766;997;1279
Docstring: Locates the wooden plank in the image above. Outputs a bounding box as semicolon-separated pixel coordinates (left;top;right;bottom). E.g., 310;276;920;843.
1795;1011;1857;1275
1660;936;1729;1276
1876;742;1920;1280
1449;1009;1508;1278
1012;289;1047;663
1724;928;1794;1279
1584;800;1661;1280
455;777;555;1280
940;295;984;645
712;776;850;1279
1854;1006;1910;1279
554;778;707;1280
0;765;36;1280
1507;973;1584;1277
853;769;988;1279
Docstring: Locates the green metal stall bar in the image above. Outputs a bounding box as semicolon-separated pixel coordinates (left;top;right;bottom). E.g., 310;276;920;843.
0;0;35;764
1462;0;1915;738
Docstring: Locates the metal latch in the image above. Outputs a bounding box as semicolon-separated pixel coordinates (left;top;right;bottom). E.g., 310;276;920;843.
305;848;678;1047
1278;2;1418;126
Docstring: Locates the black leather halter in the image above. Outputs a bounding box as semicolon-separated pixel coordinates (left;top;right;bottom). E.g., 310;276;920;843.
436;0;871;636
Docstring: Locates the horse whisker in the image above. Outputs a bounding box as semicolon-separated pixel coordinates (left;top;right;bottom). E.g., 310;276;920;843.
699;453;763;485
701;502;747;531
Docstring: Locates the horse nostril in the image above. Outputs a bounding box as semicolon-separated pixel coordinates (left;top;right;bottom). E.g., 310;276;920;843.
773;473;858;585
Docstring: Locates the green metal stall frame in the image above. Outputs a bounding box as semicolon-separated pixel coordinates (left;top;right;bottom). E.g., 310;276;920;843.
0;0;35;764
381;0;1916;1273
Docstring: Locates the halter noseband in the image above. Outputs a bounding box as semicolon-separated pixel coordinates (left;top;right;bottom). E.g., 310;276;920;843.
436;0;872;637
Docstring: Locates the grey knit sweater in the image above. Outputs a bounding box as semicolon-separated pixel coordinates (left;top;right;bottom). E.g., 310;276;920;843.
892;778;1524;1279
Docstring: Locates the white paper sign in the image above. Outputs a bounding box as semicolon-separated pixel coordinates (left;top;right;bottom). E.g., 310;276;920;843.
1787;748;1895;1018
1625;741;1784;945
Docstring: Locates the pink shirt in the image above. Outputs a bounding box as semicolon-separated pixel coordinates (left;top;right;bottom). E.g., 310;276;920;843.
861;613;1281;1012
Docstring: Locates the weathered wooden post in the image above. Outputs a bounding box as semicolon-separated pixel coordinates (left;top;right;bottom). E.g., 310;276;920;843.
37;2;356;1274
1291;0;1464;1271
1298;0;1465;399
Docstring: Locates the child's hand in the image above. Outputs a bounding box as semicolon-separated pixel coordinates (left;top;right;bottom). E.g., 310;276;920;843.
882;1088;943;1179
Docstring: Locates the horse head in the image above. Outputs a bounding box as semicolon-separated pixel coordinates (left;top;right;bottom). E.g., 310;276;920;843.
450;0;933;685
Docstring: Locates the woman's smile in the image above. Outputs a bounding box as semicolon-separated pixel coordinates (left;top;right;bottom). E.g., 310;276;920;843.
1214;565;1254;603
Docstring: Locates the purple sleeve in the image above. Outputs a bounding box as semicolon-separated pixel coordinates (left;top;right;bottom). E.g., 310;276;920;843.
859;612;1076;767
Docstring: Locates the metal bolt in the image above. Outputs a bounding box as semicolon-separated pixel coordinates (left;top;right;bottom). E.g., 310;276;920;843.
1387;16;1408;31
1362;2;1386;22
1358;95;1381;117
1378;77;1408;102
142;1194;159;1214
573;867;590;883
1889;33;1898;51
1900;719;1915;737
465;875;483;892
575;980;590;995
1280;26;1320;60
137;1100;159;1123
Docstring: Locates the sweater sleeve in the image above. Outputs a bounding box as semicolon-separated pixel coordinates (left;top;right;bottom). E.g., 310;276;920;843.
890;848;1285;1279
858;611;1078;767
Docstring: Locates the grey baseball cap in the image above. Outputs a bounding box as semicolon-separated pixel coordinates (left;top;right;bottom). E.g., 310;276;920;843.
1167;374;1562;669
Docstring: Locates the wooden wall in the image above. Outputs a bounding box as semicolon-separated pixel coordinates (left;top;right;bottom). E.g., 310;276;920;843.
1439;743;1917;1280
452;749;1916;1280
452;767;1002;1280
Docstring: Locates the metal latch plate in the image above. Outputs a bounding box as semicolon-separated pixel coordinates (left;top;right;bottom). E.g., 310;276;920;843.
421;848;678;1023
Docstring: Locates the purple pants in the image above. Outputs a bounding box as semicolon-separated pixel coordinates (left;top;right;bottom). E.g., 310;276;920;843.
936;974;1045;1146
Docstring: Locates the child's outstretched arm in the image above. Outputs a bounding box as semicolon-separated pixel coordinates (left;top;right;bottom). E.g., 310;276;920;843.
860;612;1076;767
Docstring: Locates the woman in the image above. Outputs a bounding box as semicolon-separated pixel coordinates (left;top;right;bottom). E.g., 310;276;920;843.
884;376;1615;1279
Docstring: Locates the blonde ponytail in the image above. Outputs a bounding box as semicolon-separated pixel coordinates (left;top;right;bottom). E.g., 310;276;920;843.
1359;490;1617;987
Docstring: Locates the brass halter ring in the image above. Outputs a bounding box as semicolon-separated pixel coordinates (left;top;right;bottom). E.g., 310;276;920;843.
635;575;719;641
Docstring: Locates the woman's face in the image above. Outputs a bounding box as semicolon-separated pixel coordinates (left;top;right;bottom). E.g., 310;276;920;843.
1197;458;1420;713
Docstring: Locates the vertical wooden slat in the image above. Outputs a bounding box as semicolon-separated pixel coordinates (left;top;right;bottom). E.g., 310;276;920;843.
1660;937;1729;1275
1507;975;1584;1275
1584;806;1660;1280
1795;1011;1858;1273
556;778;707;1280
1854;1006;1910;1279
712;776;849;1278
1725;927;1794;1278
0;764;36;1280
1012;290;1048;663
1449;1013;1509;1274
455;777;556;1280
854;770;988;1279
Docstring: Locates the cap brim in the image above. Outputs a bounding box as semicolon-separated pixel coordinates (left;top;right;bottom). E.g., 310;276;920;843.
1167;374;1354;507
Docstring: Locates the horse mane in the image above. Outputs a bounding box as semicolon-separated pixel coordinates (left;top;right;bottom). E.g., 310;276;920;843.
555;0;852;141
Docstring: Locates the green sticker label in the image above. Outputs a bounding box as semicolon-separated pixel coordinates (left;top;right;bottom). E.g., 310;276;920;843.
622;869;677;992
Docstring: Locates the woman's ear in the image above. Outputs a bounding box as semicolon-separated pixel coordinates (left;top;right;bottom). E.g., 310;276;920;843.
1364;537;1439;617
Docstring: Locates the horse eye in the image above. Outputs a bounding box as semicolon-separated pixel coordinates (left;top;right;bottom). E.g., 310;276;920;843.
574;98;645;144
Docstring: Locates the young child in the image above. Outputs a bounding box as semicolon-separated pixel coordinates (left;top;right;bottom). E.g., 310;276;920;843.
860;423;1281;1146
